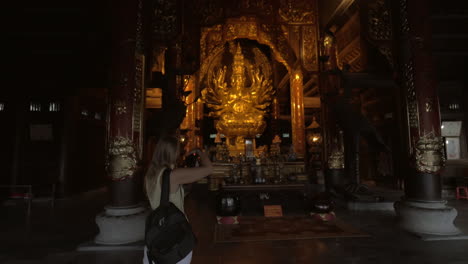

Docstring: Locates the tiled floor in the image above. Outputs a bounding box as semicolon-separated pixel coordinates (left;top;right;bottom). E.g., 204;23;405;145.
1;185;468;264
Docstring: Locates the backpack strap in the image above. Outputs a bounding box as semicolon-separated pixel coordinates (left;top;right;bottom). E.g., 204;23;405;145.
160;168;171;207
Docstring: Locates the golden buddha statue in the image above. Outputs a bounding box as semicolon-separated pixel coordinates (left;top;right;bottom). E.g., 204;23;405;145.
202;42;274;141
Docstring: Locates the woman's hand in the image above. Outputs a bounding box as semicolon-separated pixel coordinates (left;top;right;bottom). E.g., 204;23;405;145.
186;148;211;168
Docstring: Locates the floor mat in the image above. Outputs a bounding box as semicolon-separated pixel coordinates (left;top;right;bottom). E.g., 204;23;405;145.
214;215;369;243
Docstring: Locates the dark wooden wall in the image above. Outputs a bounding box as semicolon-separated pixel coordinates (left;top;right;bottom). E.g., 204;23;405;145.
66;96;107;195
0;99;17;185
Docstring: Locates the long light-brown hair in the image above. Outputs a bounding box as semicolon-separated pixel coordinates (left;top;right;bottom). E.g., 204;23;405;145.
145;135;180;192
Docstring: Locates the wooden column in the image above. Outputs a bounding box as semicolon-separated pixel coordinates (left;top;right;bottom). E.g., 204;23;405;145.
290;68;306;158
106;0;144;206
195;95;204;149
271;61;281;138
320;33;344;170
106;0;140;207
271;97;280;136
94;0;149;245
183;75;197;152
392;0;459;236
394;0;444;201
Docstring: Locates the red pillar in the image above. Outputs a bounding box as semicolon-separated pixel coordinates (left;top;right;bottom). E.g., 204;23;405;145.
393;0;459;236
106;0;140;206
394;0;444;201
94;0;148;245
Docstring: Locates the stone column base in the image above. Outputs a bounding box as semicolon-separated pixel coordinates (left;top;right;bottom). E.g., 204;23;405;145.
394;199;460;236
95;204;150;245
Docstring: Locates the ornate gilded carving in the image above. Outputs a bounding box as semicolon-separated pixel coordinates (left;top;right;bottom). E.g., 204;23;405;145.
197;0;276;25
199;45;225;89
425;98;433;112
135;0;143;53
152;47;166;73
399;0;410;34
195;0;223;26
259;23;295;70
323;34;333;49
225;17;258;40
133;54;145;159
404;61;418;128
302;25;318;71
182;75;198;152
378;46;394;68
152;0;178;39
328;150;345;169
107;137;138;181
253;0;273;16
200;41;274;138
415;133;444;173
362;1;393;68
292;25;300;35
200;25;223;62
134;56;143;103
368;0;392;41
280;25;289;39
115;100;127;115
279;0;315;24
200;18;296;88
407;102;418;128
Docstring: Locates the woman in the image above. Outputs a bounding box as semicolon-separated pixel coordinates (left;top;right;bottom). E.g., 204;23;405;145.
143;135;213;264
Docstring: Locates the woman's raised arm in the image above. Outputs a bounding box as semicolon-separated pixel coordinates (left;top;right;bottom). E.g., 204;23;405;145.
170;149;213;190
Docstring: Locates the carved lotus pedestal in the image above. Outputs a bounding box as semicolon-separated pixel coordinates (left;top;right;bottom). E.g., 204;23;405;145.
95;204;149;245
394;199;460;236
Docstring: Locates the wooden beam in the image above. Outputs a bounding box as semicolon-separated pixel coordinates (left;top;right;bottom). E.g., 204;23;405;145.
278;73;289;90
304;86;318;97
146;88;162;108
303;77;316;91
279;114;318;120
304;97;321;108
325;0;356;29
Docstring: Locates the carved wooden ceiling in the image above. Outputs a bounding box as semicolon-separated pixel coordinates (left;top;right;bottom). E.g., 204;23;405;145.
11;0;468;99
151;0;319;76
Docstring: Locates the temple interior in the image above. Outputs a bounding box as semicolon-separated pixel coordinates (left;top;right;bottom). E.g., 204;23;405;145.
2;0;468;263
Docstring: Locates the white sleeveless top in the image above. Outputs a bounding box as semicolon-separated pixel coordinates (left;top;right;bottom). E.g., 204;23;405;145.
145;167;185;213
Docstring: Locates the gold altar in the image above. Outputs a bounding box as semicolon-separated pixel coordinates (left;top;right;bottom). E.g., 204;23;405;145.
178;9;321;183
208;161;307;191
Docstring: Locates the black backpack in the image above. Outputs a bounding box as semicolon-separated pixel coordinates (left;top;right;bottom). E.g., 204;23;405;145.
145;168;196;264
